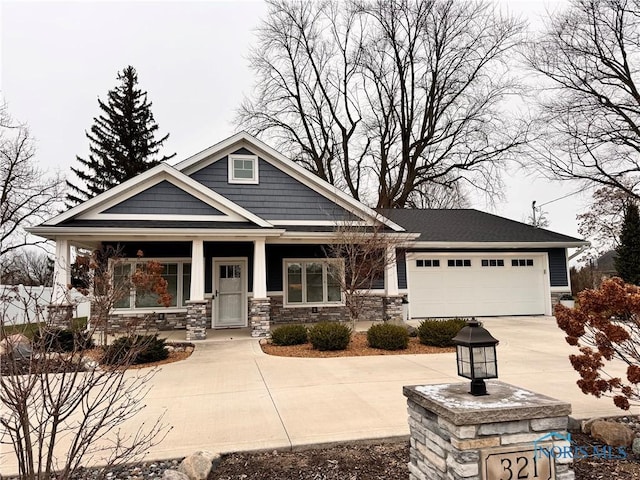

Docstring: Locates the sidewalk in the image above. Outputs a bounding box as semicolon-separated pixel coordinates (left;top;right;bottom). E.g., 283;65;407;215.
0;316;627;475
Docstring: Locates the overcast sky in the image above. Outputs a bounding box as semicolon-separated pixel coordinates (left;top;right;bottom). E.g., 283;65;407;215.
1;0;589;239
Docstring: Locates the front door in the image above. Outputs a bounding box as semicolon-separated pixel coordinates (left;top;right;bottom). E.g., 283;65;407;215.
213;259;248;328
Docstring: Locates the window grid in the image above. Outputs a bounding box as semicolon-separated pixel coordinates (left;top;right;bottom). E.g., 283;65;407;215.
113;260;191;309
447;259;471;267
286;260;342;305
229;154;258;183
511;259;535;267
481;259;505;267
416;259;440;268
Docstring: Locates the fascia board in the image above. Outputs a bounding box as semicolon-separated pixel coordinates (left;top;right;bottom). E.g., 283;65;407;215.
407;241;589;249
27;226;286;239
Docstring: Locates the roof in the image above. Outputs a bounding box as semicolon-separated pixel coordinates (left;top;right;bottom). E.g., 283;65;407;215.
379;209;587;246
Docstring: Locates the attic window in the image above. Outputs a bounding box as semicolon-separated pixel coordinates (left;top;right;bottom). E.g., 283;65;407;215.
228;154;259;184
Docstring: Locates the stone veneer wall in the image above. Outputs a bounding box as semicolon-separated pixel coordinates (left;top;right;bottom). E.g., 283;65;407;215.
404;381;574;480
269;295;388;324
551;291;572;306
98;309;188;332
185;300;207;341
250;298;271;337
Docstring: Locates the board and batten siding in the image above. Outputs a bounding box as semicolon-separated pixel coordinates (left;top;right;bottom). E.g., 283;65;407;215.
103;180;225;215
189;149;352;221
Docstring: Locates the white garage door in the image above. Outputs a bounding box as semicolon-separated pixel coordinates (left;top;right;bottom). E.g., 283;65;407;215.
407;254;548;318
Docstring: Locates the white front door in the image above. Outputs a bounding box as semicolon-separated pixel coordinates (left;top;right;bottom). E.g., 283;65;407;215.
213;259;248;328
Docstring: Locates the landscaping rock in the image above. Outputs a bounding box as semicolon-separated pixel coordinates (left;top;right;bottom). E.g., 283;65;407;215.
0;334;30;355
581;417;599;434
633;437;640;455
178;451;216;480
590;420;634;447
162;469;189;480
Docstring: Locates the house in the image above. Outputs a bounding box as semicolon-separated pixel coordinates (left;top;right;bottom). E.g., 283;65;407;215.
28;133;587;340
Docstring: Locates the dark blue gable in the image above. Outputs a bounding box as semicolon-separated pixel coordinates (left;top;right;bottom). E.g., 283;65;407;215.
189;149;352;221
103;180;224;216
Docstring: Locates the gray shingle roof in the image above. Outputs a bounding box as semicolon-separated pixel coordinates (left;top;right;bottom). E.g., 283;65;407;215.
378;209;586;244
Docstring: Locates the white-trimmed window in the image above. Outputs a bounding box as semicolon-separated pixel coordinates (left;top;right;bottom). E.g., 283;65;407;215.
113;260;191;309
285;260;342;305
228;154;259;184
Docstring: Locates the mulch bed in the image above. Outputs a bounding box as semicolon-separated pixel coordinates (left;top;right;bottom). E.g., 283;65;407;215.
261;332;455;358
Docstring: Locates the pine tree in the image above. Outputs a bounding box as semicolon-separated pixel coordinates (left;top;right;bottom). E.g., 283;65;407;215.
66;66;175;206
615;202;640;285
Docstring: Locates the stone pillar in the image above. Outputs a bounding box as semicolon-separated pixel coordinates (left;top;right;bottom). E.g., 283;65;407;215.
403;381;573;480
250;297;271;338
186;300;208;341
383;295;403;323
47;304;74;327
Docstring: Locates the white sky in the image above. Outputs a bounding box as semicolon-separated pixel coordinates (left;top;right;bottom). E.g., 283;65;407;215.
1;0;590;239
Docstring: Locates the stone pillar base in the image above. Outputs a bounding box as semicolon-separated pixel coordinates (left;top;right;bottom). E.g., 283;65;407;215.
403;381;574;480
47;304;74;327
250;298;271;338
186;300;208;341
383;296;403;323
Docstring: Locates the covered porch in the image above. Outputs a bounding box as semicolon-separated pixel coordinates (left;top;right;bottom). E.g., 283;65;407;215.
48;235;404;340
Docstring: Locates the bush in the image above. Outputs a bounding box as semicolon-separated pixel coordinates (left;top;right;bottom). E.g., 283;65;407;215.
417;318;468;347
308;322;351;351
34;327;94;352
102;334;169;365
367;323;409;350
271;324;308;346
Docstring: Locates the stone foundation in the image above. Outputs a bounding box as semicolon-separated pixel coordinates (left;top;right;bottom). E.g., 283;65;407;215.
186;301;208;341
551;291;572;307
269;295;387;325
403;381;574;480
47;304;74;327
250;298;271;338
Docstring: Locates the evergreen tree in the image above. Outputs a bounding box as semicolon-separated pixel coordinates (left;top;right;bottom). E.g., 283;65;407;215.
615;202;640;285
66;66;175;206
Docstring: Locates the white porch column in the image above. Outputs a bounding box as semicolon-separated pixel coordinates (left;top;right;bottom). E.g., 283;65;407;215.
385;245;399;296
52;237;71;304
253;237;267;299
190;239;205;301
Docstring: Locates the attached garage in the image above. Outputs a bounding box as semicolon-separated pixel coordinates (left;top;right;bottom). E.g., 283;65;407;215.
407;252;550;318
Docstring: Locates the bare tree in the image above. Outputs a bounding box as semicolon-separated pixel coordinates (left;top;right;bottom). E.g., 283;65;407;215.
0;248;172;480
0;102;65;258
577;183;636;261
1;249;54;286
239;0;527;208
324;221;406;326
524;0;640;201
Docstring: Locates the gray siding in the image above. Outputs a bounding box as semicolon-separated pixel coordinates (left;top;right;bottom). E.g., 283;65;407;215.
397;249;407;290
104;180;224;216
548;248;569;287
189;150;352;221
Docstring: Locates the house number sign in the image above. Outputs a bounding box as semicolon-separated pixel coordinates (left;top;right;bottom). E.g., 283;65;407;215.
481;446;554;480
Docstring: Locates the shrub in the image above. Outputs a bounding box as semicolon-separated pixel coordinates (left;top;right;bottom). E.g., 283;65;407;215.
34;327;94;352
367;323;409;350
102;334;169;365
417;318;468;347
308;322;351;351
271;324;308;346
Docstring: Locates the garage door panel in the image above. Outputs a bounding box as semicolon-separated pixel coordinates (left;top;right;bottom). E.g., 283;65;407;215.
408;255;547;318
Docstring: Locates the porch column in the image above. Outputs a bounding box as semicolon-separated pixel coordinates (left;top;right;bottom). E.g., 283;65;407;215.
49;237;73;326
385;245;399;296
190;239;205;301
186;239;207;341
383;245;403;323
250;238;270;338
253;237;267;299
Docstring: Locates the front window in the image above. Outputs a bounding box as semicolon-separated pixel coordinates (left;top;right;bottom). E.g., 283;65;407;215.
113;260;191;309
286;260;342;305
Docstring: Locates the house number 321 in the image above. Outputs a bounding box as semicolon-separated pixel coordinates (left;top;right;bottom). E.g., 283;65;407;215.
482;448;554;480
500;456;538;479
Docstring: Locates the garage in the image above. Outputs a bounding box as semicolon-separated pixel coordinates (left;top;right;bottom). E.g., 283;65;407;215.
407;253;549;318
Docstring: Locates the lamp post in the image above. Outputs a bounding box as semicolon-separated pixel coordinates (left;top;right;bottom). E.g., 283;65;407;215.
452;318;499;396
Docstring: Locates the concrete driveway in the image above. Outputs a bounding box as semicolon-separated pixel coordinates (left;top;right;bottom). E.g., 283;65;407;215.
141;316;624;461
0;316;628;474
